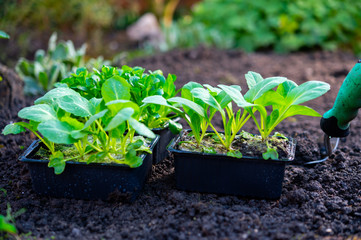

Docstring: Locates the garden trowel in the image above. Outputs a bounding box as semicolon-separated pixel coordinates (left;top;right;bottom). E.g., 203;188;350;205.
307;59;361;164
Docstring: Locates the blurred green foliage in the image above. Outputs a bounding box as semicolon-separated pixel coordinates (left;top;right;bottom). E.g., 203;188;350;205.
166;0;361;53
16;33;110;95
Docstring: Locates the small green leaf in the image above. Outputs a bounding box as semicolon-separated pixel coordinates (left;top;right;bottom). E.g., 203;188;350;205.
104;108;134;131
101;76;131;103
124;149;143;168
2;123;26;135
263;147;279;160
48;151;65;174
227;150;243;158
57;94;95;117
126;139;144;151
0;215;17;234
245;71;263;89
38;71;49;90
273;132;288;139
0;30;10;39
128;118;155;139
218;84;254;108
203;146;217;154
168;119;182;134
18;104;57;122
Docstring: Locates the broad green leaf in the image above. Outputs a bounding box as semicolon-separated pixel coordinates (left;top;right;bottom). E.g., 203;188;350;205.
38;120;76;144
255;90;284;107
48;151;65;174
0;30;10;39
191;88;223;112
245;71;264;89
83;109;108;129
38;71;49;90
104;108;134;131
57;95;95;117
168;97;205;117
218;84;254;107
244;77;287;102
18;104;57;122
128;118;155;139
286;81;330;105
277;80;298;98
34;87;80;104
126;139;144;151
203;146;217;154
101;76;131;103
279;105;321;122
2;123;26;135
48;32;57;52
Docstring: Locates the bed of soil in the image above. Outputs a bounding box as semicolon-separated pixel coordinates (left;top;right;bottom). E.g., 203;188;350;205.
1;48;361;239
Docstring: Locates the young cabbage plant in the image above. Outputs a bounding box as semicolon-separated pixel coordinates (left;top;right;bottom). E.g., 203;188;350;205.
62;65;180;131
3;77;155;174
240;71;330;159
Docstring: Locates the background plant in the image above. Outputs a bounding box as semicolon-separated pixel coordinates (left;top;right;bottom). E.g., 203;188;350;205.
15;33;110;95
2;80;156;174
0;30;9;39
165;0;361;54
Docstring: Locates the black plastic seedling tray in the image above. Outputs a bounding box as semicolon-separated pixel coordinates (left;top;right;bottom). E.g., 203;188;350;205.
20;136;159;202
168;131;295;199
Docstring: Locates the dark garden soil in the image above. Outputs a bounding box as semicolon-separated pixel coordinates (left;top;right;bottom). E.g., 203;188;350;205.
1;48;361;239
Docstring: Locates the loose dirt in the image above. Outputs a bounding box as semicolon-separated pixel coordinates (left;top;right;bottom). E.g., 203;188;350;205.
1;48;360;239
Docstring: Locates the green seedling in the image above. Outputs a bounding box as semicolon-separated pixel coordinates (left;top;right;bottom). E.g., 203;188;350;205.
0;31;9;39
3;78;155;174
0;204;25;240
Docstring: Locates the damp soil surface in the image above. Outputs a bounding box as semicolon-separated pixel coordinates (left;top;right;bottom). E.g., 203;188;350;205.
1;49;361;239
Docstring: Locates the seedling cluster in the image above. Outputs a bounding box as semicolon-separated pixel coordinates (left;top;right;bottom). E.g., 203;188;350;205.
3;66;329;174
143;71;330;159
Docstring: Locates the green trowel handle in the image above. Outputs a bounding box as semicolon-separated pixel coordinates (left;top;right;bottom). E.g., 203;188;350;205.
321;60;361;137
